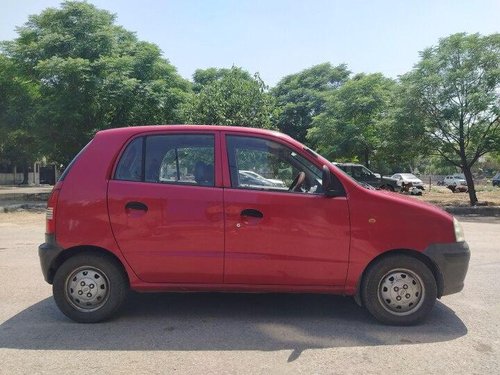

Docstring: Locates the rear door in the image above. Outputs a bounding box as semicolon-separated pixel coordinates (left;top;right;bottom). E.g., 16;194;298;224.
222;134;350;286
108;131;224;283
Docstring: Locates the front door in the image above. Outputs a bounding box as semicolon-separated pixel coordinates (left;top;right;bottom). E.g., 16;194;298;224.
108;132;224;283
223;134;350;286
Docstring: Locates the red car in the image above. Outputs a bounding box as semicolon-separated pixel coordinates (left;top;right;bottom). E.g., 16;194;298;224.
39;125;470;325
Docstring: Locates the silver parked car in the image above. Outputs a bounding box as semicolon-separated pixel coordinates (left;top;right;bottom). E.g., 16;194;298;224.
391;173;425;190
239;170;286;188
443;174;467;186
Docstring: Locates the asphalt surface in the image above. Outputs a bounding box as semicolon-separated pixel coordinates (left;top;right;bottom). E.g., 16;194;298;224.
0;213;498;374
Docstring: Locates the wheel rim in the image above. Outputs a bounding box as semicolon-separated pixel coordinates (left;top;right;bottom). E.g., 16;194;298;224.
378;268;425;316
65;266;110;312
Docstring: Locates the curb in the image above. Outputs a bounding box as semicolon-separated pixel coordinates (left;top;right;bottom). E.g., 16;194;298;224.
0;192;50;202
443;206;500;216
0;203;46;213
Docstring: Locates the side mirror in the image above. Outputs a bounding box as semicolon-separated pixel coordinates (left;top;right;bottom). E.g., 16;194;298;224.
322;165;344;197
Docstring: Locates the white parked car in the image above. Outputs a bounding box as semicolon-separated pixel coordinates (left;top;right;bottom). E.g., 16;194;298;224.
390;173;425;190
239;170;286;188
443;175;467;187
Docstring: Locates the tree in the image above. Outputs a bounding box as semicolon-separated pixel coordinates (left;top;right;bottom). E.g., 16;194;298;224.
1;1;191;165
402;33;500;205
185;66;275;129
272;63;350;143
374;82;430;174
307;73;397;167
0;55;41;183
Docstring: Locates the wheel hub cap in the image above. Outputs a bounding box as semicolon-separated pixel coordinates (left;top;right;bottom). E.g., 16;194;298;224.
66;267;109;311
378;269;424;315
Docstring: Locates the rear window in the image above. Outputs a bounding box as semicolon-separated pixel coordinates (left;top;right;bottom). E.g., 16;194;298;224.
114;134;215;187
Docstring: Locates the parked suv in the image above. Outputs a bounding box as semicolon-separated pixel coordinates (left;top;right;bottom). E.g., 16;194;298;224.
39;126;470;325
333;163;399;191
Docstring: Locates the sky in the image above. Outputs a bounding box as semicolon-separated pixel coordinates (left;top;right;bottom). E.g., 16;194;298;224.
1;0;499;86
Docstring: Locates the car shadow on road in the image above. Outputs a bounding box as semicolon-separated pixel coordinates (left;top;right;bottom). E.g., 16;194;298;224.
0;292;467;358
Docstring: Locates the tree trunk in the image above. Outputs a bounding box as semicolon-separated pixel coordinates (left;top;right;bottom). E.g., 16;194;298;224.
462;165;478;206
21;164;29;185
364;149;369;168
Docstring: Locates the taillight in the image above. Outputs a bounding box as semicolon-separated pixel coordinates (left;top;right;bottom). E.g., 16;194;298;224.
46;182;62;235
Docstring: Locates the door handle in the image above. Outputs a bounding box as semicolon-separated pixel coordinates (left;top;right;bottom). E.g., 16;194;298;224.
125;201;148;212
240;209;263;218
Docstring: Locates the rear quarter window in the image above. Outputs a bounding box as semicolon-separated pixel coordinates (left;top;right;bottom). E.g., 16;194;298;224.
114;137;144;181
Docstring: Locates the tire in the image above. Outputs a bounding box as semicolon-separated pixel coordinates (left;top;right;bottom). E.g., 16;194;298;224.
361;254;437;325
53;253;129;323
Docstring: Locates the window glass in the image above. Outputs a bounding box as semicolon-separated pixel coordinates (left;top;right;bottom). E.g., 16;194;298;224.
145;134;215;186
115;137;143;181
226;135;323;194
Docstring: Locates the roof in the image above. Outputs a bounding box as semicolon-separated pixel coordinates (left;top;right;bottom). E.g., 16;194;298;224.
96;124;291;141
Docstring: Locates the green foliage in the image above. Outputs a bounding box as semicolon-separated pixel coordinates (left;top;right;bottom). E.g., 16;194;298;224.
185;66;275;129
402;32;500;204
307;73;397;167
1;1;191;164
374;82;429;174
272;63;350;143
0;55;41;177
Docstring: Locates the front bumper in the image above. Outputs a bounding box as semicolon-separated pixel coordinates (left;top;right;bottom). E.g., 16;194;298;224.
424;242;470;297
38;234;64;284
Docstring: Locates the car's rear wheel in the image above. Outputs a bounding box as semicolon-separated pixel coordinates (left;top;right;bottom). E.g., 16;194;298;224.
53;253;128;323
361;254;437;325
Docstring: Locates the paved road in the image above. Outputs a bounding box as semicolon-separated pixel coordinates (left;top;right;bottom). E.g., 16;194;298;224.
0;213;498;374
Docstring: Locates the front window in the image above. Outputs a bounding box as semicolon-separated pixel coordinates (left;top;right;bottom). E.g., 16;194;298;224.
226;135;323;194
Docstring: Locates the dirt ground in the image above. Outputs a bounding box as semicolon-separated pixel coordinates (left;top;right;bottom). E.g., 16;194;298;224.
404;185;500;207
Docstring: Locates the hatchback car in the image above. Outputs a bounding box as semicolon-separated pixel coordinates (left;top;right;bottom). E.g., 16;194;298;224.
39;125;470;325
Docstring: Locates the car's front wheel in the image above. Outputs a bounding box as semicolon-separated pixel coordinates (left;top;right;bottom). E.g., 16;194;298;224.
53;253;129;323
361;254;437;325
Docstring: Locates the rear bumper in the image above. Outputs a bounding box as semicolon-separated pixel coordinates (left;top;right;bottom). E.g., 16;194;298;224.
424;242;470;297
38;234;64;284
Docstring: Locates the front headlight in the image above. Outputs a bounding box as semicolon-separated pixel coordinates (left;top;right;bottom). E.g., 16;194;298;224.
453;217;465;242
